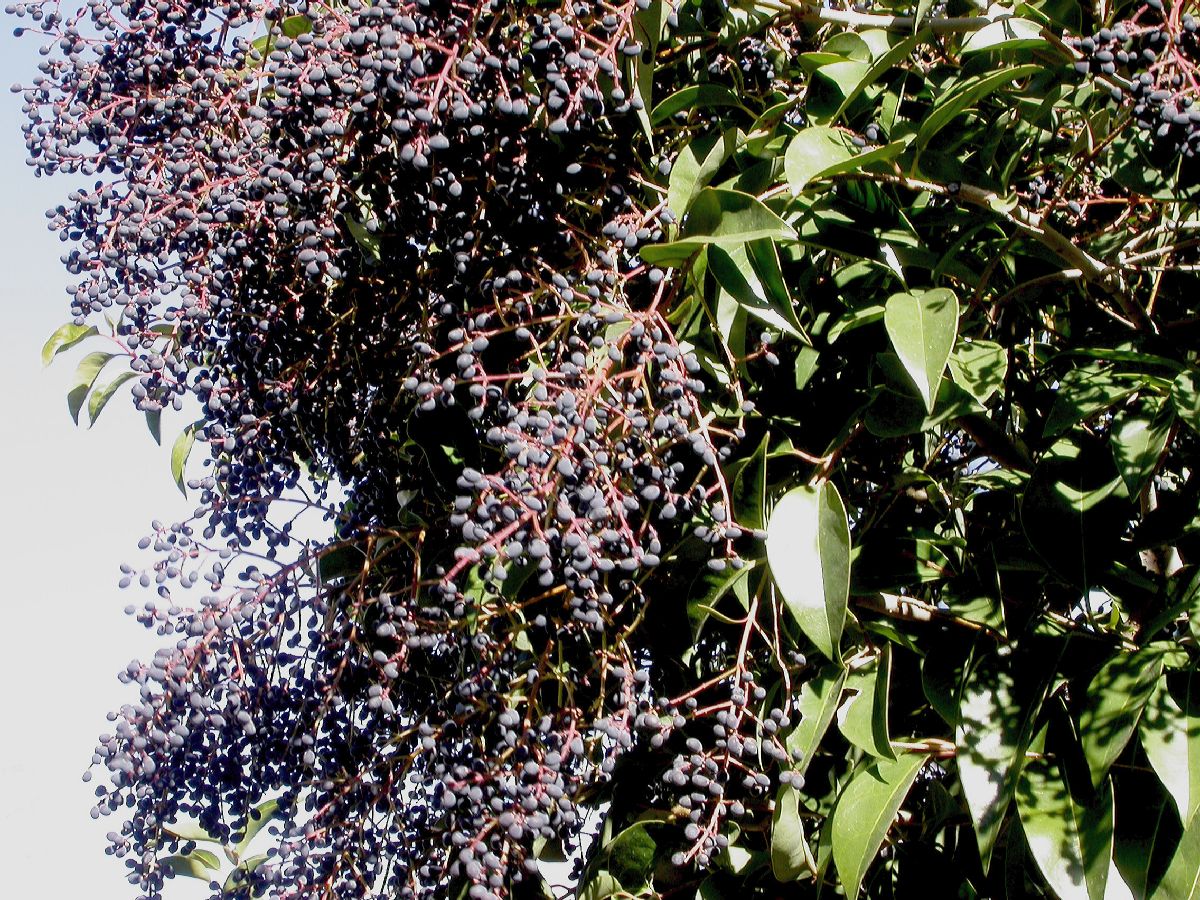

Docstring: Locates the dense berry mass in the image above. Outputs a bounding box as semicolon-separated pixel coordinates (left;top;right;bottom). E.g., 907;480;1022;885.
10;1;791;898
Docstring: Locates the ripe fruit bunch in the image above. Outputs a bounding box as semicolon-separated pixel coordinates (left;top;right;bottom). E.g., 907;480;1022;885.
1070;0;1200;165
11;1;800;898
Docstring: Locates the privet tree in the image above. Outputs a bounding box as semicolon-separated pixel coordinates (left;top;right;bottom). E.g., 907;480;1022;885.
14;0;1200;896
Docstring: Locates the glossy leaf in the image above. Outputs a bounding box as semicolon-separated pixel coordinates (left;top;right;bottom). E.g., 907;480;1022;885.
837;646;895;759
785;665;849;773
772;785;813;881
766;482;851;662
1110;395;1172;496
667;130;738;221
948;339;1008;405
651;84;746;124
957;654;1037;872
1141;675;1200;829
961;17;1048;54
171;422;199;496
830;752;927;898
1017;753;1126;900
1044;368;1141;438
883;288;959;412
1079;645;1164;790
641;188;796;265
707;242;804;339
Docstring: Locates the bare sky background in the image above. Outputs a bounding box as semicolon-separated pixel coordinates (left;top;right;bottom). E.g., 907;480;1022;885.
1;25;224;899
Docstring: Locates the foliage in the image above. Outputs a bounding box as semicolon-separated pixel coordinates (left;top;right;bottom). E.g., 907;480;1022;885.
14;0;1200;898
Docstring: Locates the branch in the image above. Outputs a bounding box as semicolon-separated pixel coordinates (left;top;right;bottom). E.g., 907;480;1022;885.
832;171;1156;331
757;0;1005;33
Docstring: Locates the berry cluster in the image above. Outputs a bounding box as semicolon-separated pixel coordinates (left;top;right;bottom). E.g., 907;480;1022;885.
1070;1;1200;163
9;0;815;898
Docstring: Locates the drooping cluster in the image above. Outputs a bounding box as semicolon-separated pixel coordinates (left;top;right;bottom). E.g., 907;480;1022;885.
11;0;812;897
1071;0;1200;164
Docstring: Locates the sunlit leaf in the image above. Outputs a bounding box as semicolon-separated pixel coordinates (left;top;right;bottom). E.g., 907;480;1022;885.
766;482;851;663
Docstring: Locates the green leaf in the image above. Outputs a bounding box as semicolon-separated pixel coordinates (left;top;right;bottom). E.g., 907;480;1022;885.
883;288;959;412
829;30;927;122
223;854;268;894
1141;675;1200;829
1079;646;1165;790
1111;395;1172;495
42;322;99;366
651;84;746;124
785;665;849;773
766;482;851;663
957;653;1039;872
87;371;136;426
961;17;1048;54
163;820;221;844
667;130;739;221
160;852;220;880
830;752;928;898
1154;808;1200;899
914;65;1042;158
772;785;814;881
605;824;657;888
579;871;622;900
642;188;796;266
784;126;909;193
806;60;872;123
1017;751;1124;900
1045;368;1142;438
1172;370;1200;434
280;14;313;39
171;423;199;496
345;217;381;262
68;351;118;424
235;799;280;856
948;339;1008;405
707;242;805;340
145;408;163;445
837;646;896;759
784;127;855;193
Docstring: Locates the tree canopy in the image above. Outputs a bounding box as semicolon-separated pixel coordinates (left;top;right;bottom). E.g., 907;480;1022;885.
15;0;1200;897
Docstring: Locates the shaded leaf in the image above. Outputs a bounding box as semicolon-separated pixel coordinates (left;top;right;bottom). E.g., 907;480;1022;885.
766;482;851;662
642;188;796;266
1079;646;1164;790
785;665;849;773
772;784;814;881
1141;674;1200;829
1044;368;1141;438
651;84;746;124
1153;805;1200;899
957;653;1039;872
1172;370;1200;434
915;64;1042;157
837;646;895;759
1017;750;1125;900
948;339;1008;405
1110;395;1172;496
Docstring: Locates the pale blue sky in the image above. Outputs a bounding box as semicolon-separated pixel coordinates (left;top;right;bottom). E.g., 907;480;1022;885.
1;26;227;899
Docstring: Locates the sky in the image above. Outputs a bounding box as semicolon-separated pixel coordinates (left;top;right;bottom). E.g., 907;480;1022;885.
1;24;233;900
